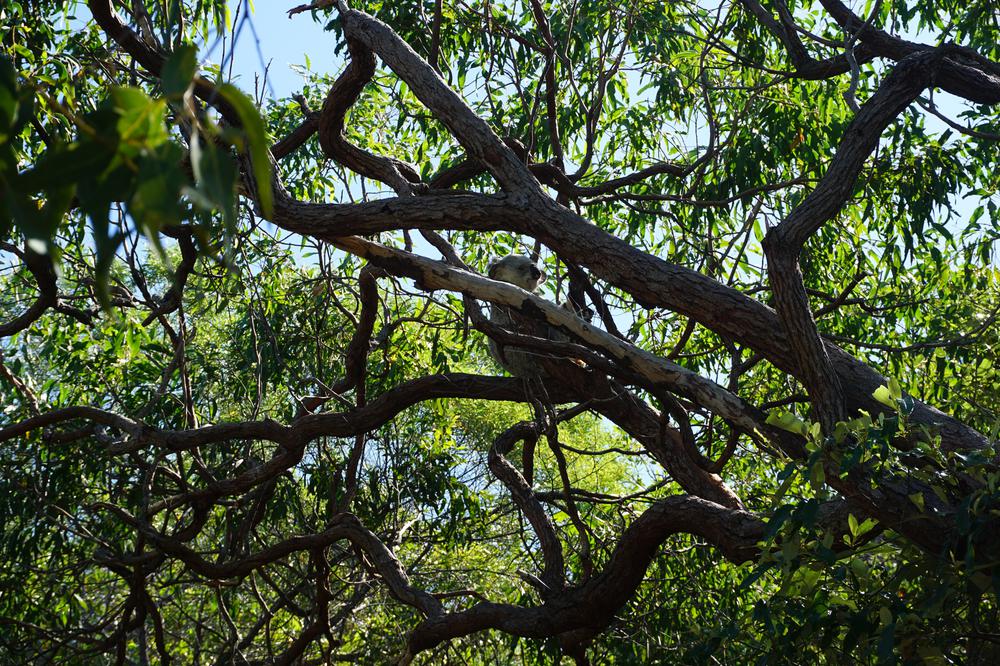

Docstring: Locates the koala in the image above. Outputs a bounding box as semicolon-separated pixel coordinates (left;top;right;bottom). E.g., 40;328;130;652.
486;255;584;379
487;254;546;292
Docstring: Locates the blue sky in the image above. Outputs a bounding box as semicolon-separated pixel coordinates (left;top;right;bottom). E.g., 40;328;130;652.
209;1;977;243
212;2;341;101
217;2;971;158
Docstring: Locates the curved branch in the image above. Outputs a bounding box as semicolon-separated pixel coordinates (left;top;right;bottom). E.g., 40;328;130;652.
763;50;946;428
99;506;444;617
141;226;198;326
0;405;143;442
0;374;567;449
317;37;421;193
402;495;764;659
301;265;381;413
818;0;1000;103
266;11;990;454
87;0;242;124
271;115;319;159
737;0;878;80
333;2;540;193
0;247;58;338
488;423;565;595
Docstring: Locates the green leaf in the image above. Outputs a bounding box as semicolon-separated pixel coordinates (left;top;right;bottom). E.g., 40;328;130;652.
849;558;868;580
77;161;135;250
8;184;73;253
190;138;238;247
0;54;20;132
809;460;826;489
873;385;895;408
130;142;189;265
215;83;273;217
161;44;198;99
888;377;902;402
766;410;808;436
110;87;168;156
17;140;116;193
92;222;125;308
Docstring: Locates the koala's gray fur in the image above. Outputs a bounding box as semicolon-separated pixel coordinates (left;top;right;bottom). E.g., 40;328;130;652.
488;255;547;292
486;255;580;379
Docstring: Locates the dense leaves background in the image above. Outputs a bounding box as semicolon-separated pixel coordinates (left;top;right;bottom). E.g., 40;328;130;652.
1;0;999;663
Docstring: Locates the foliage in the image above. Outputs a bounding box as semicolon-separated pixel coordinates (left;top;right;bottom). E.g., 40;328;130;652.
1;0;999;664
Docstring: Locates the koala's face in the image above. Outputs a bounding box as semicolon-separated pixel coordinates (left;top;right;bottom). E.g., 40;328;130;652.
488;255;546;292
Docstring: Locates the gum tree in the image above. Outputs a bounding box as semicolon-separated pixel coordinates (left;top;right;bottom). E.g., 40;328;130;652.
2;0;999;663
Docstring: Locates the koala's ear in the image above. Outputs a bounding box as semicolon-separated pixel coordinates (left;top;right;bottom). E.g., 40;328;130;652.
486;256;500;278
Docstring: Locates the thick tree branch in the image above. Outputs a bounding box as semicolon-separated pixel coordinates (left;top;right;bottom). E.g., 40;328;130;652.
265;181;988;454
263;12;991;453
317;37;421;193
401;495;764;661
818;0;1000;103
334;2;540;194
0;246;58;338
737;0;878;79
763;50;946;428
100;506;444;617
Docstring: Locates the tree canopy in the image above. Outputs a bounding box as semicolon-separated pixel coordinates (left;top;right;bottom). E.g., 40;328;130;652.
2;0;1000;663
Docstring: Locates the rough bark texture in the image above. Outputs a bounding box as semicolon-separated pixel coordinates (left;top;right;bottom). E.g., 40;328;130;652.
6;1;994;662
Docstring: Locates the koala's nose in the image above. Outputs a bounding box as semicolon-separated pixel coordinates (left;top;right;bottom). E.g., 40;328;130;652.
530;266;542;279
